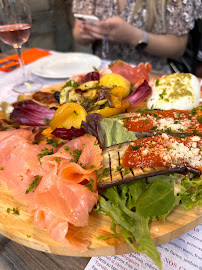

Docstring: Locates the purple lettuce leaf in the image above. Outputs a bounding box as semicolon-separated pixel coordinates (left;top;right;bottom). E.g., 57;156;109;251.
10;100;55;126
125;80;152;106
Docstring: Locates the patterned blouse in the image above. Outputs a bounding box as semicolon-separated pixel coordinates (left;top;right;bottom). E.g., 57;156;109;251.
72;0;202;72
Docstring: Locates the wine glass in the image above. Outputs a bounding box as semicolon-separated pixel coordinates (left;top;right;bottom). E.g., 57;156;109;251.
0;0;42;93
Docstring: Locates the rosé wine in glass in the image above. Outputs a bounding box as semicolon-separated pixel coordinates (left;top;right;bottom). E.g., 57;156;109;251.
0;0;42;93
0;23;31;47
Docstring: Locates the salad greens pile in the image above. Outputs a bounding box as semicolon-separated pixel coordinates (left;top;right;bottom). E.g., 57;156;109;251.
85;114;202;269
96;174;201;269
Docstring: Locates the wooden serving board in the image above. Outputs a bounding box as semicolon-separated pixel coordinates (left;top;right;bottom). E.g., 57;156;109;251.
0;82;201;257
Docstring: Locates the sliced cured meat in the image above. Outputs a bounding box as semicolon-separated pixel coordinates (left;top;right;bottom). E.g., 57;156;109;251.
109;60;136;81
109;60;152;87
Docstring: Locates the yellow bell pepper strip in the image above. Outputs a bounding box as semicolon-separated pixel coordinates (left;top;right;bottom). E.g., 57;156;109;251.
88;107;126;118
42;103;87;136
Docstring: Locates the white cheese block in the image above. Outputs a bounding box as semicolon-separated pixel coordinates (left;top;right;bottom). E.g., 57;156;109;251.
147;73;200;110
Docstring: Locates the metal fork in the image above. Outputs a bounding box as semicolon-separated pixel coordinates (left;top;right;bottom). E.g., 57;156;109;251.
0;59;19;67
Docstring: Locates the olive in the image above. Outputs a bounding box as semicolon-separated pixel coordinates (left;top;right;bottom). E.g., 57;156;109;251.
54;91;60;102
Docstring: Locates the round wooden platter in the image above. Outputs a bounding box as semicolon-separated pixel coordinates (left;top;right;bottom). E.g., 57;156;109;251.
0;81;201;257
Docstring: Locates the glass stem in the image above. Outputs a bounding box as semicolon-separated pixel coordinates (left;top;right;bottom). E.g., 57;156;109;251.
102;35;109;59
15;46;27;81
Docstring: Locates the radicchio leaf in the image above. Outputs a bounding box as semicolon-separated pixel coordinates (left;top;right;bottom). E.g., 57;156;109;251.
125;80;151;106
82;113;104;146
10;100;55;126
52;127;86;140
81;71;100;83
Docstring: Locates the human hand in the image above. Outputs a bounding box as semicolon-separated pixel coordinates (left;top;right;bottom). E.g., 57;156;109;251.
84;16;140;44
74;19;97;43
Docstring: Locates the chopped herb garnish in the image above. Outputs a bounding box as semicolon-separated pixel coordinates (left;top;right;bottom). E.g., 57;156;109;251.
174;120;181;124
85;178;94;192
197;115;202;123
198;145;202;150
64;146;82;163
155;79;159;86
118;144;122;149
193;129;198;135
7;207;20;215
89;165;95;169
38;148;54;164
102;168;110;177
62;80;80;90
72;149;82;163
27;235;31;238
116;164;123;172
44;118;51;125
151;126;157;131
46;138;58;147
178;128;184;132
172;160;179;166
159;89;166;99
153;113;159;119
55;158;61;163
130;142;142;150
167;147;172;151
25;175;42;194
145;119;149;124
164;126;172;133
63;146;69;151
0;167;4;170
124;168;130;175
191;108;197;115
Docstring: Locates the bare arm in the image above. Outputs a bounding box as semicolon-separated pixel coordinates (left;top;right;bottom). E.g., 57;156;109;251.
83;17;188;60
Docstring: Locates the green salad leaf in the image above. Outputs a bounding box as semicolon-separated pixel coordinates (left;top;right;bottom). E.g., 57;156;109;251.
178;175;202;210
99;118;137;148
96;178;177;269
136;179;175;217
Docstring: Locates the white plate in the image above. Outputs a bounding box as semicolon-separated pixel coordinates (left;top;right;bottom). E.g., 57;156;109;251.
29;53;102;79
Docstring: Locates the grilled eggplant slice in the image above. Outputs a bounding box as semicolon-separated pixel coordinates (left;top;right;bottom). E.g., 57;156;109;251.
98;136;202;189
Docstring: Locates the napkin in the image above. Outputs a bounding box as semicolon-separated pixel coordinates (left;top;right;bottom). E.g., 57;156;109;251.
0;48;51;72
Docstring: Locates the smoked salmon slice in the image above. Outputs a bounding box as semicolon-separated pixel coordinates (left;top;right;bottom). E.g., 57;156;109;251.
30;134;102;251
0;129;55;203
0;129;102;252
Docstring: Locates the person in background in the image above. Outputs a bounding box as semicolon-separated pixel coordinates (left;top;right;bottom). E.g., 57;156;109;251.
72;0;202;73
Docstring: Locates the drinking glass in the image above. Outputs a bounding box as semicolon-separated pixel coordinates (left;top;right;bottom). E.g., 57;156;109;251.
0;0;42;93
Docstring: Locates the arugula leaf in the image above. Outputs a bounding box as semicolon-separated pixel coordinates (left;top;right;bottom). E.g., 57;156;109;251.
178;175;202;210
